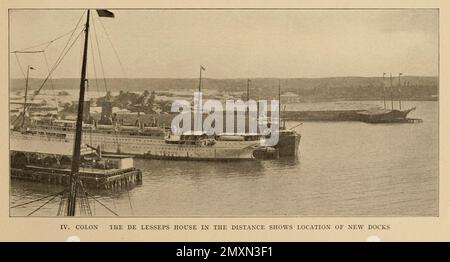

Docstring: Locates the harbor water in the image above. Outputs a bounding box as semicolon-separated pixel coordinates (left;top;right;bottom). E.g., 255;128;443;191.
10;100;438;217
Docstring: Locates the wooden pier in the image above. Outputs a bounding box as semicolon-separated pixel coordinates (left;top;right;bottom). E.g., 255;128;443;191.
405;118;423;123
11;165;142;190
358;117;423;124
282;110;422;123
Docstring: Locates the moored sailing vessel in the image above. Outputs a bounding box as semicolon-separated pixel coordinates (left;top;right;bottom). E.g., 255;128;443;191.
356;72;420;124
356;107;417;123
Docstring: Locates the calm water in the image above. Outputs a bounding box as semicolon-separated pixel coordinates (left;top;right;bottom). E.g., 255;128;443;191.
10;101;438;217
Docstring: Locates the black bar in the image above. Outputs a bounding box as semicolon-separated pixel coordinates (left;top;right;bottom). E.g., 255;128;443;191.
1;242;448;260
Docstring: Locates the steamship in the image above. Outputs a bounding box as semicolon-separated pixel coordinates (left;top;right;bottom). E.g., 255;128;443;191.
11;117;262;161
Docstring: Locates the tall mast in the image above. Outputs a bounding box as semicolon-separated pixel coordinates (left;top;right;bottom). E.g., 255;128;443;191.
382;72;386;110
246;79;250;133
398;73;402;110
198;65;205;93
67;10;90;216
196;66;205;133
389;73;394;110
278;79;282;131
21;66;31;128
246;79;250;101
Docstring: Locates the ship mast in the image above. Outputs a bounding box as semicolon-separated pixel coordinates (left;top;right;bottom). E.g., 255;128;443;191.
398;73;402;110
247;79;251;101
67;10;90;216
382;72;386;110
21;65;35;128
196;65;205;133
278;80;282;131
389;73;394;110
198;65;204;93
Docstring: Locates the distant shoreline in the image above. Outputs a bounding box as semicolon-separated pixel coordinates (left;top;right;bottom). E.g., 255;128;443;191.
294;97;438;102
10;76;438;102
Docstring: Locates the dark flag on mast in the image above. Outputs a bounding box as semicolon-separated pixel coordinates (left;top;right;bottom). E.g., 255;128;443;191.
97;9;115;18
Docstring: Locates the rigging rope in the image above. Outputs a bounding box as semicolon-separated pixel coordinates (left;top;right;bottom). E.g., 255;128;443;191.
78;181;92;216
78;195;86;216
77;25;84;85
12;27;85;126
91;10;119;152
11;50;44;54
11;190;65;208
57;181;93;217
26;191;65;216
13;52;26;79
88;26;101;94
42;52;58;112
126;186;134;215
57;192;67;216
44;13;85;68
11;11;86;84
26;11;86;100
11;27;84;53
13;23;85;53
84;191;119;216
91;12;109;94
97;14;130;90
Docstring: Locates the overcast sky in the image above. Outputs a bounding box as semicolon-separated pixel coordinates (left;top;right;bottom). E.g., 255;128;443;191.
9;9;438;79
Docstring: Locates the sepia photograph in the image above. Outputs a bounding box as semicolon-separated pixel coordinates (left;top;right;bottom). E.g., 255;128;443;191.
8;8;438;218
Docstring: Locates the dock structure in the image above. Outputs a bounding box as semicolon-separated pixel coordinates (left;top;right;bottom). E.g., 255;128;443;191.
103;109;421;126
406;118;423;123
10;166;142;190
10;138;143;190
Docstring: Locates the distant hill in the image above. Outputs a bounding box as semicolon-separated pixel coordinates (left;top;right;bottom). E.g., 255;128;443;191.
10;76;438;101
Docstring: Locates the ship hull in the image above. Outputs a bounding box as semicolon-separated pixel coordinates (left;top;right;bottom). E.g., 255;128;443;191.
356;107;416;123
11;131;259;161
